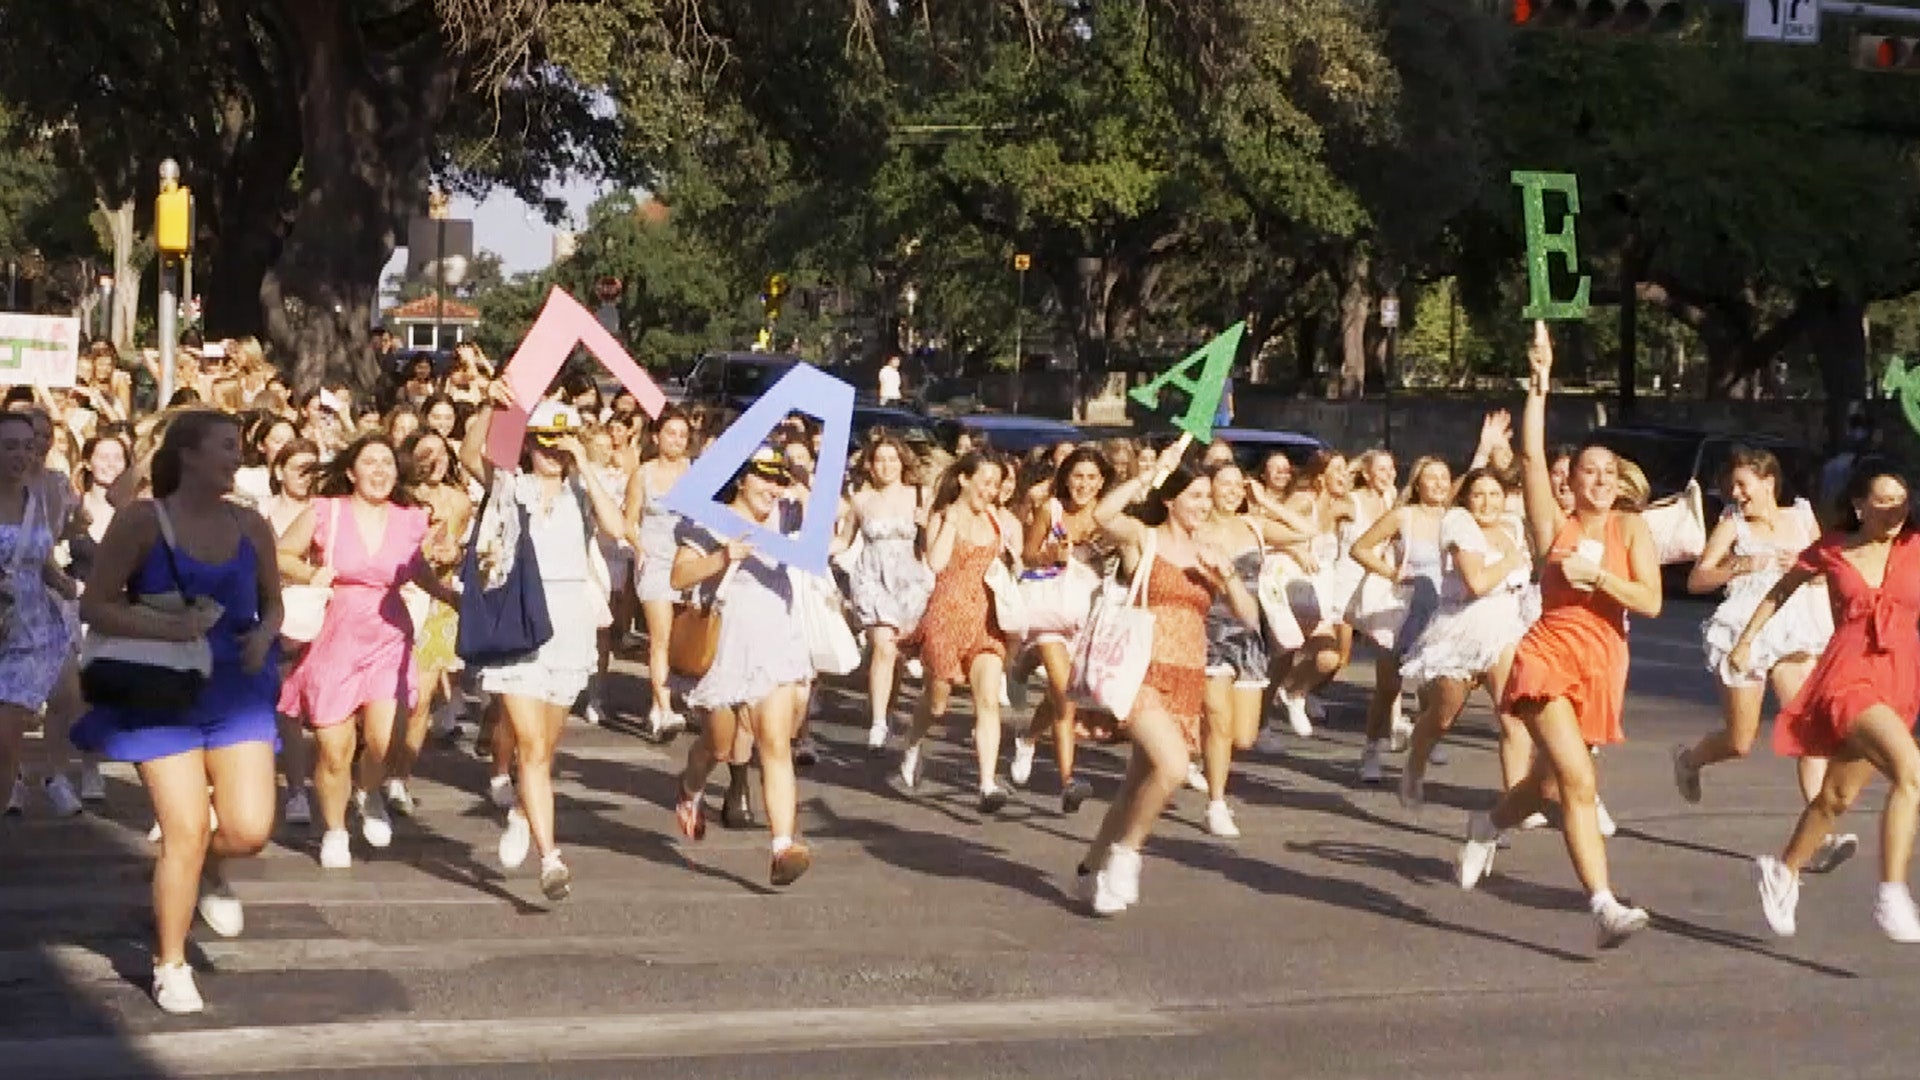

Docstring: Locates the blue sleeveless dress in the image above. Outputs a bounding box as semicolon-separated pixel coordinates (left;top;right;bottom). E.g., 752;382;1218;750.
71;527;281;762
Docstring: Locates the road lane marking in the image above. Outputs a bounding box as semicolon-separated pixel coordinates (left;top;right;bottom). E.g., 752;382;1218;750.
4;998;1192;1078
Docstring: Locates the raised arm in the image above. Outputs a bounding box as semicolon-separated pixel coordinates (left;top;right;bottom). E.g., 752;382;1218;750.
460;380;516;489
1519;321;1564;555
1093;472;1154;553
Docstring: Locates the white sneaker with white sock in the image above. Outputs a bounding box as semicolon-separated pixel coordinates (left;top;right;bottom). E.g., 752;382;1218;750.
1875;882;1920;943
900;745;922;789
1388;703;1412;753
499;809;532;869
1205;799;1240;838
197;876;245;938
319;828;352;870
866;720;889;751
1458;812;1500;890
1185;761;1208;793
1092;845;1142;915
1281;691;1313;738
1010;738;1037;787
1754;856;1799;937
1592;892;1650;949
152;963;205;1015
355;789;392;849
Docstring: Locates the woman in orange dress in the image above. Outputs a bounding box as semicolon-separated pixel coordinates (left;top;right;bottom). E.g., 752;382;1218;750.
899;453;1020;812
1074;457;1260;916
1738;459;1920;942
1455;323;1662;949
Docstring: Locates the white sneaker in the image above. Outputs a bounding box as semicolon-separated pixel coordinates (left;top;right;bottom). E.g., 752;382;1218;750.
905;658;925;680
1093;844;1142;915
197;879;245;938
383;778;416;818
1594;798;1617;838
1519;812;1550;831
1281;691;1313;738
1010;738;1037;788
1427;744;1448;767
899;745;922;790
147;820;163;843
4;777;23;816
1388;707;1412;754
1594;897;1651;949
1806;833;1860;875
1875;885;1920;944
1205;800;1240;838
488;775;518;811
1358;741;1384;785
152;963;204;1015
499;809;532;869
319;828;352;870
43;775;84;817
647;706;686;740
430;700;461;738
1754;856;1799;937
582;696;604;726
1185;761;1208;793
1458;812;1500;890
283;787;312;826
78;762;106;803
998;679;1011;708
355;789;392;849
866;720;889;751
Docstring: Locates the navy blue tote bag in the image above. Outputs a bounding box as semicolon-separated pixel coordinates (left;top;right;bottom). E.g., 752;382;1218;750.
456;492;554;667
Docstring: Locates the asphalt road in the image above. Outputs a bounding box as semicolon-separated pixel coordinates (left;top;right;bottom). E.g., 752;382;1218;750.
3;597;1914;1079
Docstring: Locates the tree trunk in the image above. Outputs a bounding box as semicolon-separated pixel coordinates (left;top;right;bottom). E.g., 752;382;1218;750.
1617;270;1638;419
1807;288;1868;452
1293;311;1320;390
260;1;456;393
97;198;143;352
1335;250;1369;399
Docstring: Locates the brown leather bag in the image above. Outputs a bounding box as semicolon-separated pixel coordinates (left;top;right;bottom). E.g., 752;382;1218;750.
667;562;737;678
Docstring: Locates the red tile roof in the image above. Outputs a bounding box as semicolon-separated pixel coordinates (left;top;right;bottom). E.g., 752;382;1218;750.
386;292;481;322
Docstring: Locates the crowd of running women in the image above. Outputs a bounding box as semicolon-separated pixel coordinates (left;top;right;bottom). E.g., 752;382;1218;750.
3;321;1918;1018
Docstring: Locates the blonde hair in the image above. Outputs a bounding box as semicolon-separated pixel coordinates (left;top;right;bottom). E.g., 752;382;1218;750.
1398;455;1450;507
1614;458;1650;512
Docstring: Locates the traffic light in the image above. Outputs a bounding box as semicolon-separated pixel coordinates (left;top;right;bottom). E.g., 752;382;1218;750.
1506;0;1687;32
155;184;194;255
762;273;788;323
1853;33;1920;72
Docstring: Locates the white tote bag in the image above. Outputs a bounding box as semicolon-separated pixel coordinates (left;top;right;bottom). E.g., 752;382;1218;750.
1644;478;1707;565
791;568;861;676
280;498;338;644
1256;552;1306;652
1070;531;1157;718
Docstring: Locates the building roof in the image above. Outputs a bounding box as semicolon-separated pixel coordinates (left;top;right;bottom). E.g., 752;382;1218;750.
385;292;481;322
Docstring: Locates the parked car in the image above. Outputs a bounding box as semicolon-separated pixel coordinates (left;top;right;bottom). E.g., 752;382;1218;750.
1587;425;1816;524
675;352;805;411
937;414;1087;455
850;405;941;456
1212;427;1330;473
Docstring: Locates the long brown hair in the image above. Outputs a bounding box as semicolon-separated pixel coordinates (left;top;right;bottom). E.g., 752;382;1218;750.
151;409;240;498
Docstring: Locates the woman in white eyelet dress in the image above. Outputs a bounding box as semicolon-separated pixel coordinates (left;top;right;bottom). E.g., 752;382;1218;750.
1674;449;1848;870
840;436;933;750
670;455;817;888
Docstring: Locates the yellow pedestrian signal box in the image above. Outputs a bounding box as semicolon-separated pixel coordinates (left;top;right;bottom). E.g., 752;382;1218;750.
156;185;194;254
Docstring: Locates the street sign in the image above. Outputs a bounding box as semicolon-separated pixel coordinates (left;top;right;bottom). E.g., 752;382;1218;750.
1013;253;1031;272
1380;298;1400;329
1745;0;1820;44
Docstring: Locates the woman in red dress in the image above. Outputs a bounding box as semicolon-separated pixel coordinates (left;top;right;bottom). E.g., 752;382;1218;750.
1075;457;1261;916
1738;459;1920;942
899;453;1021;812
1455;323;1663;949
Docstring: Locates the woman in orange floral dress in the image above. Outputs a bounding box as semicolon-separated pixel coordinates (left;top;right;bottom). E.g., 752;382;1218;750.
1075;456;1260;916
900;453;1021;812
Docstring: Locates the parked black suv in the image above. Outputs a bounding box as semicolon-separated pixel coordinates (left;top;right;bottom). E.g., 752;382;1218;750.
1587;425;1817;522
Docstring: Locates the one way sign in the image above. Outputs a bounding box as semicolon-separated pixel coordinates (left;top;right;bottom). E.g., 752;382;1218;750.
1746;0;1821;45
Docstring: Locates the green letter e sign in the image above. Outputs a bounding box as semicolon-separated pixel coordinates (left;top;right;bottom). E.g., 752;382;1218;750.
1511;170;1590;321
